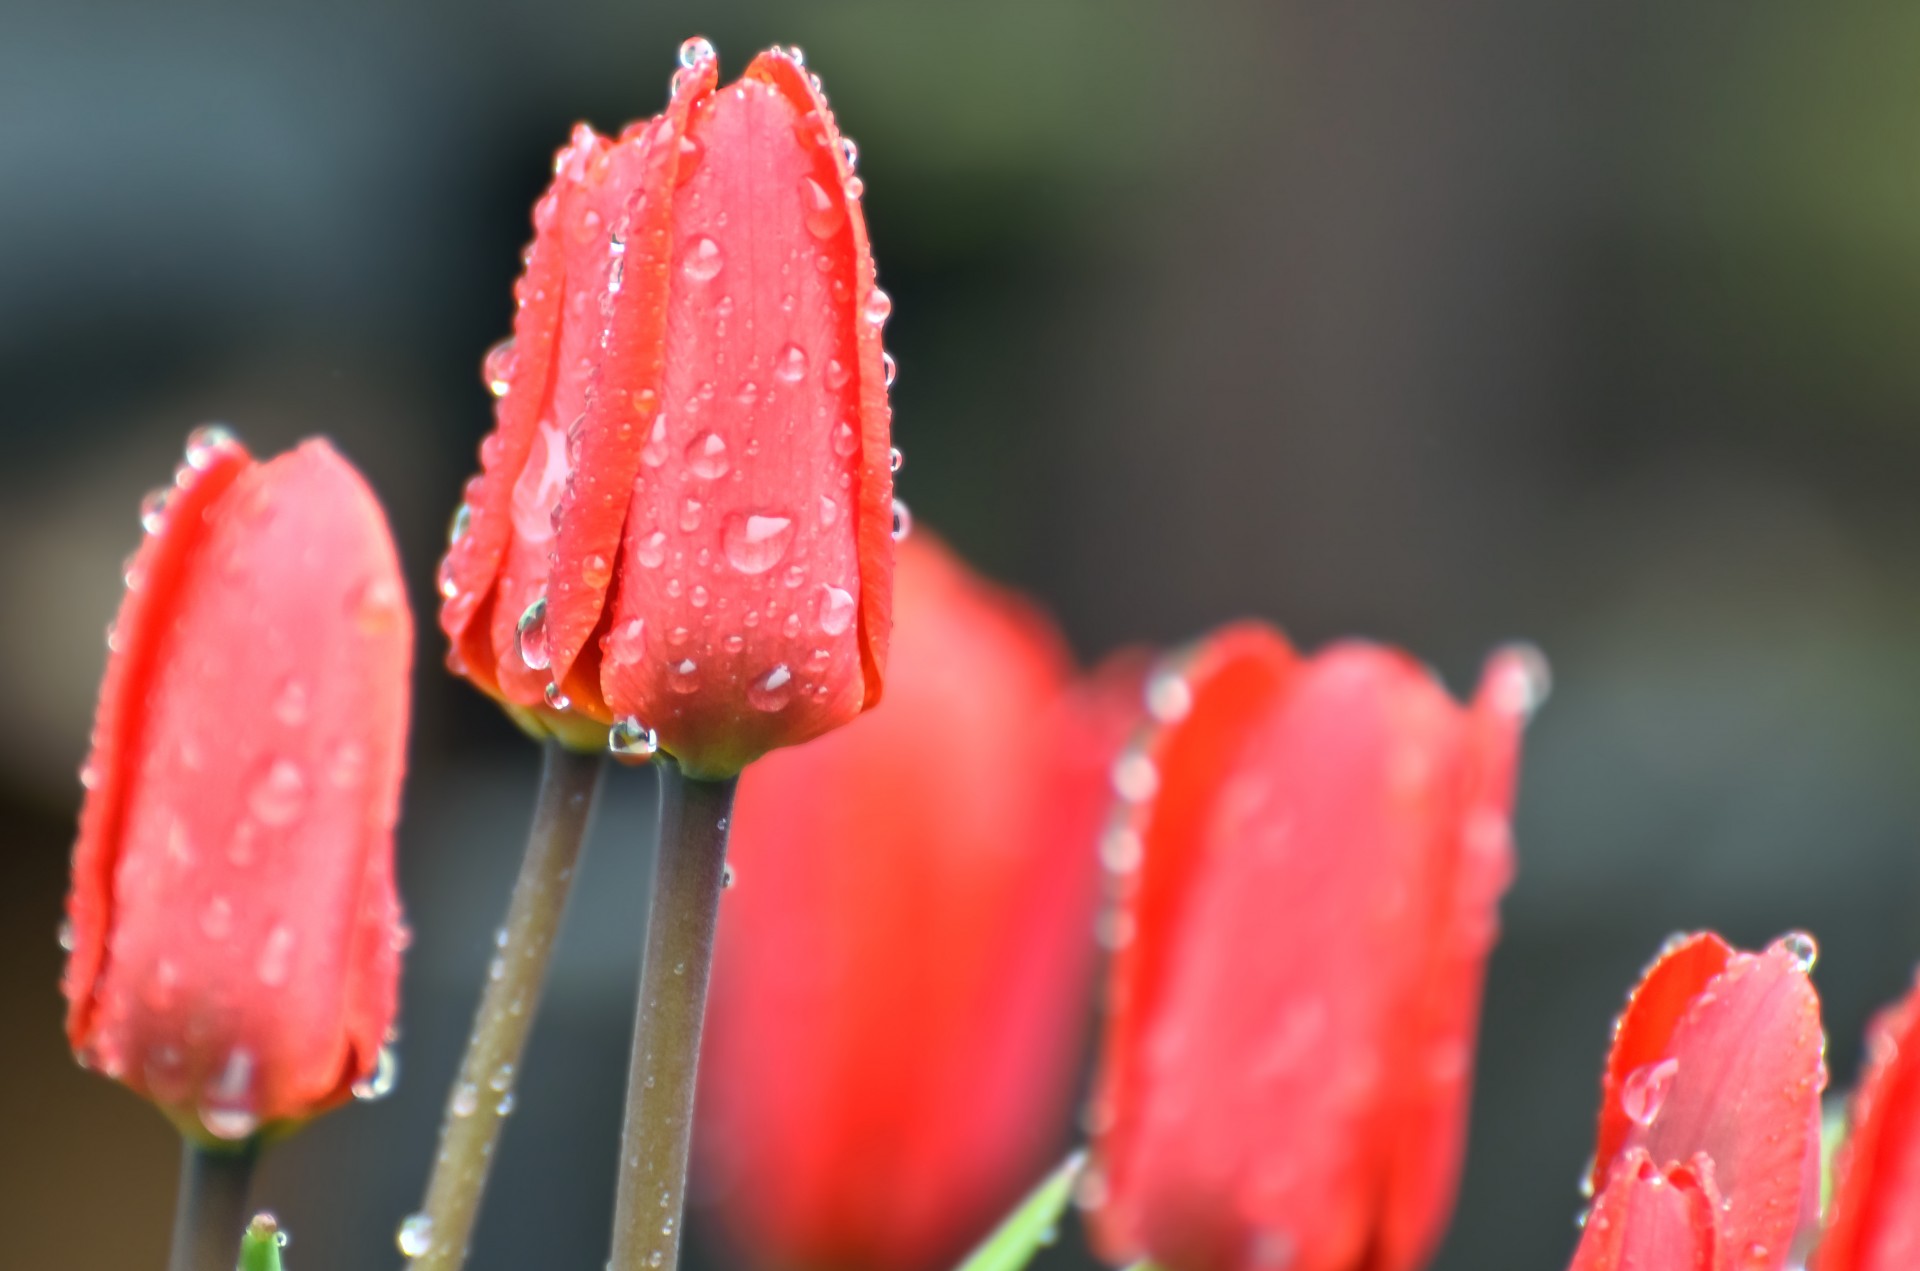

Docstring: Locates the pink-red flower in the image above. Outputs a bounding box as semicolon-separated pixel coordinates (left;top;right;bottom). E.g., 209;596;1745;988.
695;534;1130;1271
1084;623;1538;1271
63;430;412;1144
437;41;894;778
1814;969;1920;1271
1569;932;1826;1271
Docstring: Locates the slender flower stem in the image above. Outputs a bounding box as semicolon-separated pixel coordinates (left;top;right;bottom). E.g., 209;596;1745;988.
411;741;605;1271
167;1140;259;1271
609;761;736;1271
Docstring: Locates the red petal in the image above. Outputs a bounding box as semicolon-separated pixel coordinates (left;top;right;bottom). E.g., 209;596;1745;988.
64;432;252;1049
1369;646;1534;1271
1593;933;1737;1191
1569;1149;1725;1271
1816;971;1920;1271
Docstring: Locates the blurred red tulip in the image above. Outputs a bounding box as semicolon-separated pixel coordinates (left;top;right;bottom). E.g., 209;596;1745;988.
1570;932;1825;1271
63;430;412;1144
1814;969;1920;1271
695;533;1129;1271
1085;623;1539;1271
438;40;894;777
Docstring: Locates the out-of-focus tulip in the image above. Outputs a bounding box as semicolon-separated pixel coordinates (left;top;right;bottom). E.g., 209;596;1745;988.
1569;932;1825;1271
437;40;894;778
695;533;1129;1271
63;430;412;1145
1085;623;1539;1271
1813;969;1920;1271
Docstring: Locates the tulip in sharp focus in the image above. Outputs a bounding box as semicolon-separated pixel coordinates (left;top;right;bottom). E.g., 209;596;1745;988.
63;429;412;1144
438;39;895;778
1568;932;1825;1271
1812;969;1920;1271
1084;623;1539;1271
696;533;1131;1271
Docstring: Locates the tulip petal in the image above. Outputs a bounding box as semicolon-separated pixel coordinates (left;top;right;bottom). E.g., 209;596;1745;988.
1569;1150;1724;1271
1593;932;1737;1193
65;434;252;1047
1815;972;1920;1271
1370;646;1533;1271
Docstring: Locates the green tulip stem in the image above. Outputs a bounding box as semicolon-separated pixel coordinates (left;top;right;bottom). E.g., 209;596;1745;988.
410;741;605;1271
608;760;737;1271
167;1140;259;1271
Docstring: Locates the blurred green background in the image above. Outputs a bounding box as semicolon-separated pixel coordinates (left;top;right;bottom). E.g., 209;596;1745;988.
5;1;1920;1267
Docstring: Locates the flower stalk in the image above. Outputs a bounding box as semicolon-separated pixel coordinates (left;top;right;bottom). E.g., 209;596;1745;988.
410;742;605;1270
609;761;736;1271
167;1141;258;1271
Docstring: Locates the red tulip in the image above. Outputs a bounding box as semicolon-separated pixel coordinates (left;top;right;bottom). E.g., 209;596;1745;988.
1569;932;1825;1271
1813;970;1920;1271
63;430;412;1144
437;39;895;778
1084;623;1539;1271
695;534;1128;1271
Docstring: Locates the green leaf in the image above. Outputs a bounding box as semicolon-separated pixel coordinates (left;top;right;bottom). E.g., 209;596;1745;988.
236;1213;284;1271
952;1150;1085;1271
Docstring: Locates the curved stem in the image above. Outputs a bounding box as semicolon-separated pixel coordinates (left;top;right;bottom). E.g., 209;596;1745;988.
411;741;605;1271
167;1140;258;1271
608;761;736;1271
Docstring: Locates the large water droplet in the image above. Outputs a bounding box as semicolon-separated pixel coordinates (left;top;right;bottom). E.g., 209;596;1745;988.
483;338;516;396
682;236;724;282
397;1213;435;1258
775;344;809;383
678;36;715;68
249;760;309;827
669;659;701;695
1777;931;1819;973
582;553;612;589
863;288;893;326
685;432;730;479
749;665;794;711
637;530;668;569
817;585;856;635
56;919;75;951
516;597;551;670
353;1044;400;1101
801;176;845;239
610;717;660;761
1620;1057;1680;1127
723;513;796;574
184;425;236;470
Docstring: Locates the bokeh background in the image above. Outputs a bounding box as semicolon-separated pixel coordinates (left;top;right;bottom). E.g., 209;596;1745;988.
5;1;1920;1266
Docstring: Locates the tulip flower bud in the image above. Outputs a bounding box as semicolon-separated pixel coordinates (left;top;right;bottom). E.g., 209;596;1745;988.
63;430;412;1145
438;41;895;778
696;534;1132;1271
1820;969;1920;1271
1570;932;1825;1271
1084;624;1541;1271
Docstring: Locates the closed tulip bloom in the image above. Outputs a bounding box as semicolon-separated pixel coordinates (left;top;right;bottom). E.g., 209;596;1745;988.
63;430;412;1144
1808;970;1920;1271
696;534;1126;1271
437;40;894;778
1085;624;1539;1271
1569;932;1825;1271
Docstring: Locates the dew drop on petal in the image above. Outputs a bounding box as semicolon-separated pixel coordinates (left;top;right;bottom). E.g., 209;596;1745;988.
353;1045;400;1101
685;432;730;479
397;1214;435;1258
606;618;647;666
184;425;236;470
891;499;913;542
582;553;612;589
775;344;809;383
723;513;796;575
1777;931;1819;973
682;236;724;282
637;530;669;569
249;760;309;827
817;585;856;636
801;176;845;239
748;665;794;712
610;717;660;761
516;597;551;671
863;288;892;326
678;36;715;68
1620;1057;1680;1127
888;446;903;473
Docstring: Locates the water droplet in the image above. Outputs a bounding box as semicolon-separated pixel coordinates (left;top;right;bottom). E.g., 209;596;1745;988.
1777;931;1818;973
880;352;898;389
776;344;809;382
817;585;856;635
484;338;516;396
78;762;100;791
353;1045;400;1100
139;487;171;534
397;1213;435;1258
749;665;794;711
863;288;893;326
888;446;903;473
610;717;660;761
723;863;737;889
1111;751;1159;803
448;503;473;548
1100;826;1144;873
635;530;669;569
825;358;851;390
682;236;723;282
200;1049;258;1140
56;919;75;951
678;36;715;68
256;924;296;986
1491;643;1553;717
184;425;236;469
582;553;612;589
890;498;913;542
249;760;308;827
723;513;796;574
685;432;730;479
832;421;858;457
544;681;572;711
840;137;860;168
1146;667;1194;723
497;1091;516;1116
669;659;701;694
606;618;647;667
801;176;845;239
451;1082;480;1117
1620;1057;1680;1127
517;596;551;670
